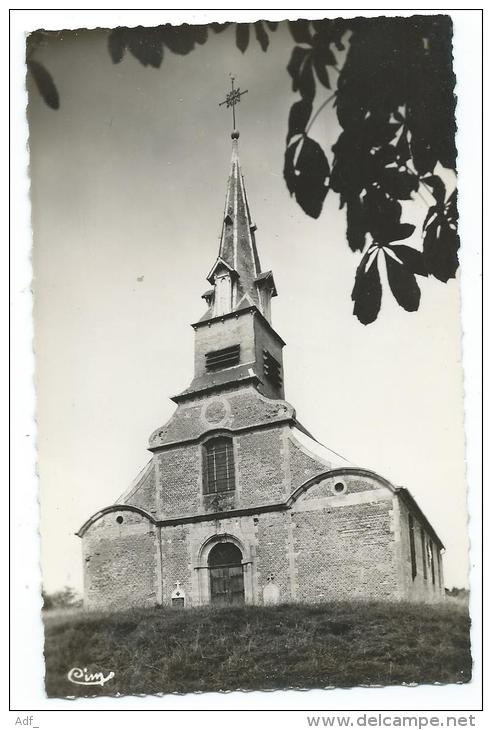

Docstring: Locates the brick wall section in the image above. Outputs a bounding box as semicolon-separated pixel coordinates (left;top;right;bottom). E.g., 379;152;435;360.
160;524;192;605
82;510;157;609
156;445;200;518
236;427;288;507
254;511;292;602
229;390;291;430
398;499;445;602
293;497;398;602
149;405;294;518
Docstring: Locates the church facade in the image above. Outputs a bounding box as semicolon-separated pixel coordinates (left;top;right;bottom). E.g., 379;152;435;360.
78;132;445;609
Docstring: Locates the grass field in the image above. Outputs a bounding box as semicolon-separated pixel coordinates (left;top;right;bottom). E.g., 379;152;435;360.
43;600;471;698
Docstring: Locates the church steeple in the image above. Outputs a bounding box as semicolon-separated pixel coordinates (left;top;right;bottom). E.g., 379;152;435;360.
204;132;277;322
173;82;285;405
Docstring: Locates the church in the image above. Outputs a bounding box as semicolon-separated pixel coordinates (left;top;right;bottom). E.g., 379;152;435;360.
78;114;445;609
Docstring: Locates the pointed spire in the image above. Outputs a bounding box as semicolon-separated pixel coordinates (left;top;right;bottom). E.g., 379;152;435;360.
206;133;277;321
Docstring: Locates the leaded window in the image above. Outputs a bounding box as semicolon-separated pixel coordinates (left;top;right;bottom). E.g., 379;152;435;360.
204;437;235;494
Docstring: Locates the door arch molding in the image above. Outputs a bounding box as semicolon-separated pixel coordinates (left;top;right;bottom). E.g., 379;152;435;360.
194;533;255;606
208;542;245;605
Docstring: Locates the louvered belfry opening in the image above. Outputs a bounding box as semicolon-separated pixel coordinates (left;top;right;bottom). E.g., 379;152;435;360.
204;437;235;494
205;344;240;371
208;542;245;606
263;348;282;388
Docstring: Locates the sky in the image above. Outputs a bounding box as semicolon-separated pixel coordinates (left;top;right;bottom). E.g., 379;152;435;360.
26;20;469;593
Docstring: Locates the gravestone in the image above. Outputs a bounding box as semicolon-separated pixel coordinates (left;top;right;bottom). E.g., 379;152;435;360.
263;574;280;605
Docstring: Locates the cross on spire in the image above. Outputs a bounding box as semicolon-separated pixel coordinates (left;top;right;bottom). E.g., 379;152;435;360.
219;76;248;136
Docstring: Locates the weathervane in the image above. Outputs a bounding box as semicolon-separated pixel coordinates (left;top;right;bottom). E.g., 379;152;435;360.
219;75;248;137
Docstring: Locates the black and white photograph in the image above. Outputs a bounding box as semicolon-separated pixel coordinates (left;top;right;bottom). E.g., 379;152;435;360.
12;6;482;709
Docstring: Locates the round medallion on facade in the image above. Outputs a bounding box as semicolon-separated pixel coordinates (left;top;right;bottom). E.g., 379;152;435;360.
201;396;231;428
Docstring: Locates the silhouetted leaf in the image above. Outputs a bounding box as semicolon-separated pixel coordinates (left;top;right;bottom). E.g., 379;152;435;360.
283;140;301;195
363;189;402;241
422;174;446;206
385;252;421;311
379;168;419;200
236;24;250;53
161;24;208;54
313;56;331;89
210;22;230;33
409;133;438;176
284;136;330;218
352;252;382;325
423;204;438;231
389;244;428;276
446;189;459;223
311;18;348;51
381;222;416;244
314;42;337;68
108;28;128;63
330;132;370;198
128;29;163;67
298;56;315;101
286;99;312;143
423;218;460;283
254;21;270;51
27;60;59;109
346;195;367;252
395;127;411;164
288;20;313;44
287;46;315;101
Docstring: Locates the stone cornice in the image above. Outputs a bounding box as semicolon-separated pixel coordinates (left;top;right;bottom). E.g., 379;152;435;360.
191;305;286;347
148;417;295;453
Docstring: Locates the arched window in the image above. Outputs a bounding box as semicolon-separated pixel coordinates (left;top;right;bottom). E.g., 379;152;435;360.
203;437;235;494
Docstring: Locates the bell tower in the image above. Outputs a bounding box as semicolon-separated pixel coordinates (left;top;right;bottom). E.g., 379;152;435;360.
173;82;284;405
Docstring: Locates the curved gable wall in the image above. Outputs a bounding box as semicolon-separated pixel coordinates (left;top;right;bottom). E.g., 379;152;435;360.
82;508;158;609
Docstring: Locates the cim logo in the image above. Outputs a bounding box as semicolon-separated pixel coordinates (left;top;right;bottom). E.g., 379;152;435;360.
67;667;115;687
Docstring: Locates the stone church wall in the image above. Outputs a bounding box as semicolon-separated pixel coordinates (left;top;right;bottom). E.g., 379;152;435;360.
291;477;398;602
236;427;289;507
152;423;292;518
156;445;201;518
82;509;158;609
81;392;444;609
397;499;445;603
160;523;193;605
254;511;292;602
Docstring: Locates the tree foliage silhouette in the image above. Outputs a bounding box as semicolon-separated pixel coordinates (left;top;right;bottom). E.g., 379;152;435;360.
27;16;459;324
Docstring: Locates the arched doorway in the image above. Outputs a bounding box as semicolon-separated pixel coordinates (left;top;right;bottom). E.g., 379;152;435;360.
208;542;245;606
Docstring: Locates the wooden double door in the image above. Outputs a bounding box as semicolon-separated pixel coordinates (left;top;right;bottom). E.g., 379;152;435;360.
208;542;245;606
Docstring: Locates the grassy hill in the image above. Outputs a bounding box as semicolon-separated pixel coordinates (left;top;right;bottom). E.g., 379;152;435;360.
43;600;471;698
